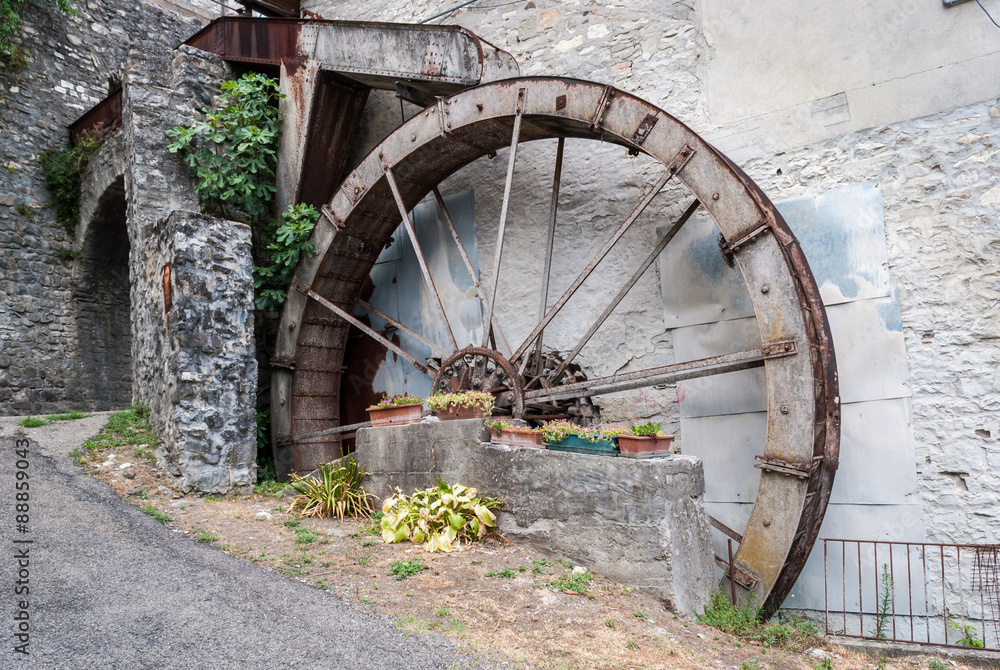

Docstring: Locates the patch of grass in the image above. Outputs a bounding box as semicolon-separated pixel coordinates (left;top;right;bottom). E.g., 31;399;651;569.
740;661;762;670
556;558;574;568
550;571;592;594
283;519;300;528
192;528;219;544
813;657;833;670
436;606;451;617
605;619;615;628
359;536;378;547
53;246;84;262
486;568;517;579
132;491;149;500
360;597;374;605
699;592;762;636
634;610;649;619
532;558;555;574
275;566;308;577
316;579;332;591
14;203;34;218
18;410;87;429
388;558;426;580
254;479;286;496
139;504;171;524
294;528;318;544
133;447;156;464
18;416;48;428
79;404;155;461
928;661;946;670
626;640;639;649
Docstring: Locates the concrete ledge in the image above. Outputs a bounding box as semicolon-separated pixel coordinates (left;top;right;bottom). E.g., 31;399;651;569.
355;418;716;617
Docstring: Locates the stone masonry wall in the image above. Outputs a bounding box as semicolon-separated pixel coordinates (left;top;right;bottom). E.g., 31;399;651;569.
144;210;257;494
0;0;206;415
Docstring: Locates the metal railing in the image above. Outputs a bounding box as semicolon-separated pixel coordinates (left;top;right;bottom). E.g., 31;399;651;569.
822;539;1000;651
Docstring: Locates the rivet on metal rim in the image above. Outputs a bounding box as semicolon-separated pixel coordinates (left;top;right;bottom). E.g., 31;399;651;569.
712;192;720;200
763;518;772;527
761;283;770;294
780;405;790;414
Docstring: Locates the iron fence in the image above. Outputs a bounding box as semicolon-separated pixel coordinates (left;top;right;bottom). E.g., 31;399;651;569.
822;539;1000;651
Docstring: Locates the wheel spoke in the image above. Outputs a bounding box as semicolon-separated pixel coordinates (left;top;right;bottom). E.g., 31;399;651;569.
356;298;453;359
481;87;527;348
380;154;459;351
431;187;512;357
523;137;565;377
524;340;796;403
511;144;695;365
546;199;701;385
295;282;436;378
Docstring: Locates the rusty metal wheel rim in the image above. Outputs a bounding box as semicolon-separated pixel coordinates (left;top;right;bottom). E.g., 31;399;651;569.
272;76;840;615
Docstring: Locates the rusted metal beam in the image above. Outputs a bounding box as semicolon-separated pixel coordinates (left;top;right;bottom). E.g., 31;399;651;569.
68;88;121;145
356;298;451;359
527;137;565;377
710;515;745;544
546;198;701;385
511;145;695;365
525;341;796;403
295;282;433;376
481;87;527;349
276;420;372;446
380;155;459;351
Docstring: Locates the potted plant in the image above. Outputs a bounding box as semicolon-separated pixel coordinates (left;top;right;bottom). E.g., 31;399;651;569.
541;419;628;457
617;422;674;458
366;393;424;427
487;418;546;449
427;390;495;420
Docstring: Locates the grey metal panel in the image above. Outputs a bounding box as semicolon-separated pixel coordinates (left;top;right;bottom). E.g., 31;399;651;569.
673;317;766;418
783;503;928;611
777;181;890;305
660;181;890;328
681;412;766;503
827;295;911;404
360;190;481;398
672;292;908;419
831;398;920;505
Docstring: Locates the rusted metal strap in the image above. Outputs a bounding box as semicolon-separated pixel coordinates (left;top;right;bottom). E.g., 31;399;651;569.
630;113;659;147
269;357;297;371
754;454;813;479
760;339;797;358
713;556;761;590
321;205;344;231
721;219;770;255
710;515;744;543
666;144;695;176
275;420;373;446
589;84;615;129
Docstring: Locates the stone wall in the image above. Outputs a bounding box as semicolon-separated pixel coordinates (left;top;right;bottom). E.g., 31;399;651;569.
143;210;257;494
354;419;717;618
0;0;207;415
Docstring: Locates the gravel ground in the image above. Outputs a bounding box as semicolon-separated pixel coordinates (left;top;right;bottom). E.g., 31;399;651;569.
0;414;507;670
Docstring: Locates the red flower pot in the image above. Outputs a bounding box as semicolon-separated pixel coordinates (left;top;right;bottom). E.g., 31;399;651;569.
490;428;546;449
434;405;486;420
617;434;673;458
366;402;423;427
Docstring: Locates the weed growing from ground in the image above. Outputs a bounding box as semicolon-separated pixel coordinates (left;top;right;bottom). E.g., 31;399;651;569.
389;558;426;580
140;504;171;524
550;571;592;594
533;558;555;574
625;640;639;649
283;519;300;528
192;528;218;544
275;566;307;578
18;416;48;428
813;657;833;670
634;610;648;619
605;619;615;628
18;410;87;428
254;479;286;496
928;661;946;670
486;568;517;579
294;528;317;544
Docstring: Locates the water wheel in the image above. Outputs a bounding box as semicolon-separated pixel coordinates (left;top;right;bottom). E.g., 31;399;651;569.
271;77;840;615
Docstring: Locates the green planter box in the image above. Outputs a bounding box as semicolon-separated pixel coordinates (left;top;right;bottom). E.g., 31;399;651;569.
545;434;619;457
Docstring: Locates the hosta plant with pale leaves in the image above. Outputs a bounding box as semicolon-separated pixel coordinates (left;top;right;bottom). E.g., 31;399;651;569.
380;479;501;552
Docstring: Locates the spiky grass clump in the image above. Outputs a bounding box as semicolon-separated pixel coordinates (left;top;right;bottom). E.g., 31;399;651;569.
286;457;375;521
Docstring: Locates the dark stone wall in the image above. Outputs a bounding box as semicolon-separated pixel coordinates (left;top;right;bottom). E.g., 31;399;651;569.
0;0;207;415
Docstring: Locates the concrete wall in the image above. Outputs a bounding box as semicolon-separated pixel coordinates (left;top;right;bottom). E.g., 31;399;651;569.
354;419;717;618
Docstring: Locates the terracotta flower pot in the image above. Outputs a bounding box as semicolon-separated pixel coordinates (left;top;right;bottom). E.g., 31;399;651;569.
617;434;673;459
491;427;546;449
434;405;486;420
366;402;423;427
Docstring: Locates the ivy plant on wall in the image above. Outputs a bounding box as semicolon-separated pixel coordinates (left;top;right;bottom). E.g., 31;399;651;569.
166;72;321;482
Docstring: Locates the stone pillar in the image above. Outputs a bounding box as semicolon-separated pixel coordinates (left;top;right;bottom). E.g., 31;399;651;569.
144;210;257;494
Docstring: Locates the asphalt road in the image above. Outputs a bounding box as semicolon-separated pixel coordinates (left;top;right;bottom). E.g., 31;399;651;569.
0;414;505;669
